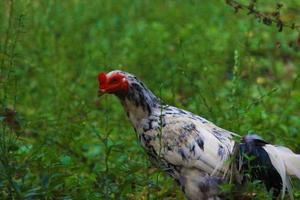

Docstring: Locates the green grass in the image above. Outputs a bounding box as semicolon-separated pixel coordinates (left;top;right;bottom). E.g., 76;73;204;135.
0;0;300;199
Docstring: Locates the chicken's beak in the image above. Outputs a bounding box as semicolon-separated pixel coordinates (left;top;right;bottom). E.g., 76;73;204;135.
98;89;106;97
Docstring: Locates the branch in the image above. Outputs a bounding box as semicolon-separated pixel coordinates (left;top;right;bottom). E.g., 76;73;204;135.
225;0;300;32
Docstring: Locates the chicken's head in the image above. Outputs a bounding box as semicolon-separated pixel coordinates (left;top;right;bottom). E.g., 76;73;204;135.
98;71;129;96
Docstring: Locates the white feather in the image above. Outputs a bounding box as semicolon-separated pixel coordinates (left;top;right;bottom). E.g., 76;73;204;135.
263;144;300;199
276;146;300;179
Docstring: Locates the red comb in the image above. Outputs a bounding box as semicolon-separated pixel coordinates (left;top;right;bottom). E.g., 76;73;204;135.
98;72;107;88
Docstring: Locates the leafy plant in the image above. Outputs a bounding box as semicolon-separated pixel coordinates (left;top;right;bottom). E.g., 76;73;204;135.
0;0;299;199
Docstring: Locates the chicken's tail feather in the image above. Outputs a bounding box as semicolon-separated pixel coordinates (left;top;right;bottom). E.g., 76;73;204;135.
263;145;300;200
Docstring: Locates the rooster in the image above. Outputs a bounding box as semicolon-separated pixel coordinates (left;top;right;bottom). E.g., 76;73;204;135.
97;70;300;200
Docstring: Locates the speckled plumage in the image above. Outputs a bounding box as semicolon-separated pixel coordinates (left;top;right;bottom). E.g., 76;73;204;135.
100;70;300;200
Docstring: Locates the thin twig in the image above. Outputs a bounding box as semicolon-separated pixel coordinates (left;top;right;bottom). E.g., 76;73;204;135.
225;0;300;32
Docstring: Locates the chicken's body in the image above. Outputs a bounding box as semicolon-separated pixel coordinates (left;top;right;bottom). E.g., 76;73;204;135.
136;106;234;199
98;70;300;200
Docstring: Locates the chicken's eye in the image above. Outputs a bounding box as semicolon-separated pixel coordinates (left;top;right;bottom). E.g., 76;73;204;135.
110;78;118;84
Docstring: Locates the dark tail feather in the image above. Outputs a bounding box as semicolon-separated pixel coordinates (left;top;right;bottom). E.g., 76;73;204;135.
238;135;283;197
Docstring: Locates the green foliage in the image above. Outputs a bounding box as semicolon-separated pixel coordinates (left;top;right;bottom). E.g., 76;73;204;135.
0;0;299;199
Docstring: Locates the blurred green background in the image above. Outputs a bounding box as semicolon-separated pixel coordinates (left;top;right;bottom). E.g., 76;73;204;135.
1;0;300;199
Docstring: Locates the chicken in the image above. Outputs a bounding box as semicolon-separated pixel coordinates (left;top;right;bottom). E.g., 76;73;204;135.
97;70;300;200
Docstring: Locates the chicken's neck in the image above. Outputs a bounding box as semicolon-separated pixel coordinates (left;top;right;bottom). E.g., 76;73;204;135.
118;82;161;128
